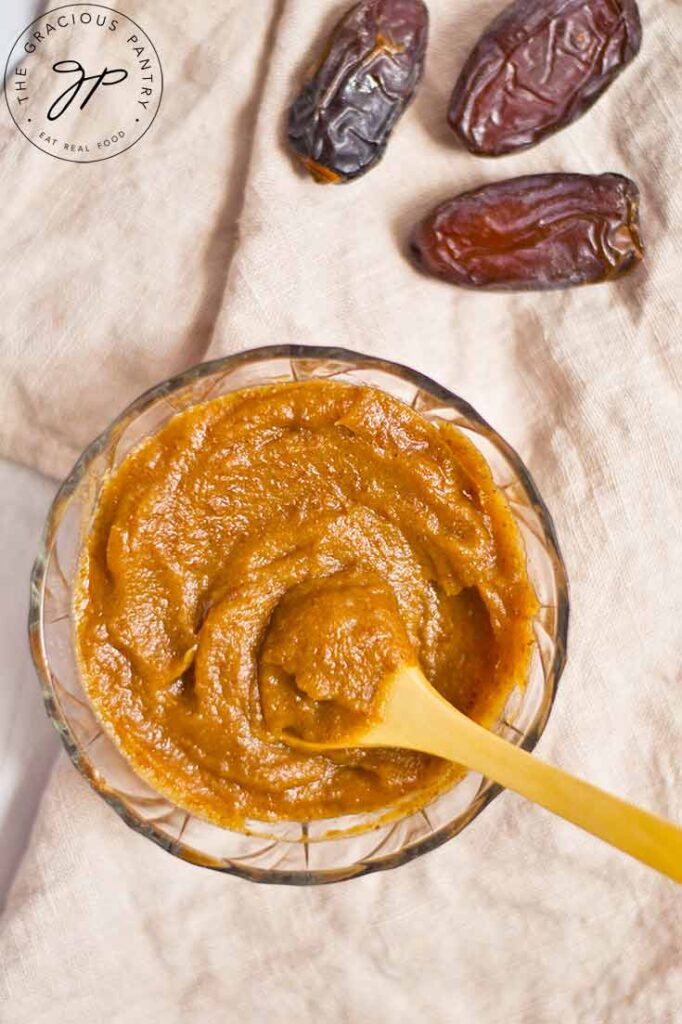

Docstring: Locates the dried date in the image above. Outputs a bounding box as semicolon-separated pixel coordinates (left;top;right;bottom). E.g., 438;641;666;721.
410;173;644;291
448;0;642;157
287;0;429;183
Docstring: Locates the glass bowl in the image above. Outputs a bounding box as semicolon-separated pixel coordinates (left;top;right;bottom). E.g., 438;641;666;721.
29;346;569;884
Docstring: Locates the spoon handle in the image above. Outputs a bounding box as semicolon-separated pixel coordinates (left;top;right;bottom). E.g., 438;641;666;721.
372;666;682;882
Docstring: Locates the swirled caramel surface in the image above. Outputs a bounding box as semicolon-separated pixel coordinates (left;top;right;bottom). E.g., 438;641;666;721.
75;381;537;828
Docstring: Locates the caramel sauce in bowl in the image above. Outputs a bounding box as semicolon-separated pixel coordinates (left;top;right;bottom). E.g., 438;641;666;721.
30;347;568;884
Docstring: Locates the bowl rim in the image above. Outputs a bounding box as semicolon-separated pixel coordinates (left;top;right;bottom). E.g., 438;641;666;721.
29;344;569;884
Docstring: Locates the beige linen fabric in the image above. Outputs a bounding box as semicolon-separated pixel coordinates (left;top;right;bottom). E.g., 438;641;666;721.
1;1;681;1021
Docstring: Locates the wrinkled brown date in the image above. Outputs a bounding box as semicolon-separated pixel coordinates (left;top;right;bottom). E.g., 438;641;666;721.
410;173;644;291
287;0;428;183
448;0;642;157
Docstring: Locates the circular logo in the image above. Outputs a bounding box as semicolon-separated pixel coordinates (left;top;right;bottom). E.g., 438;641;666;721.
4;4;162;163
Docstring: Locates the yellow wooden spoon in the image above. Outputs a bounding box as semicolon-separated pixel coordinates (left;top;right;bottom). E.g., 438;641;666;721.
285;663;682;882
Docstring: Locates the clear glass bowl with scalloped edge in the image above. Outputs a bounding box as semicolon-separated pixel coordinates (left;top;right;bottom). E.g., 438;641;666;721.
29;345;569;884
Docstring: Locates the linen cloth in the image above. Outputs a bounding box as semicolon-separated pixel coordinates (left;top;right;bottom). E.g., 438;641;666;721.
0;460;57;907
1;0;681;1020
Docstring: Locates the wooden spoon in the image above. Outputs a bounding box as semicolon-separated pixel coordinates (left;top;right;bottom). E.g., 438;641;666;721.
285;663;682;882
